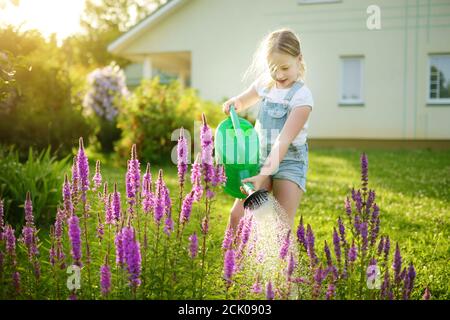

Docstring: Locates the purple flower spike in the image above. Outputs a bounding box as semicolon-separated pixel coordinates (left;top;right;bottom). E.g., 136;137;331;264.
324;240;332;266
393;243;402;284
332;228;341;264
177;127;188;187
189;232;198;259
71;155;79;198
287;253;296;279
252;278;262;294
191;153;203;202
306;224;318;266
265;280;274;300
423;287;431;300
77;137;90;202
68;214;82;266
345;196;352;218
348;240;357;263
0;198;4;237
338;216;346;245
100;263;111;296
224;249;235;283
279;230;291;260
5;225;16;256
361;222;368;253
201;216;209;235
163;215;174;236
93;160;102;191
360;153;368;191
296;216;307;251
24;191;34;226
222;225;234;251
112;183;122;223
384;236;391;261
63;174;73;218
180;191;194;225
115;229;124;267
122;226;142;288
200;114;214;184
326;283;336;300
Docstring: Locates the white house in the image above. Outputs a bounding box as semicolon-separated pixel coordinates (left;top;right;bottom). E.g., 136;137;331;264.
108;0;450;144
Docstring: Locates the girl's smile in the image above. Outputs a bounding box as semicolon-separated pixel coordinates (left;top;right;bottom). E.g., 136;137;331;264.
268;51;302;89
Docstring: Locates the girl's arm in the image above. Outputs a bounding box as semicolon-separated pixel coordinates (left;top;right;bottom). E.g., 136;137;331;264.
260;106;311;175
222;85;260;114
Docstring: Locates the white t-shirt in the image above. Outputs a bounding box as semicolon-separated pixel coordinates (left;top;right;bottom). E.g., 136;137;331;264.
252;74;314;146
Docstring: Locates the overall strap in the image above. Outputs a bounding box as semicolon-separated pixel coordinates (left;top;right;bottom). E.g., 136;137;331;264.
283;80;304;102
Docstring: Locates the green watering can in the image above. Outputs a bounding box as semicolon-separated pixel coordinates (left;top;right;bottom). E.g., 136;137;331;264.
214;105;260;199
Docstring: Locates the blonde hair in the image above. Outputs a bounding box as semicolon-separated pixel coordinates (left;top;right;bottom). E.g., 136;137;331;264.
242;28;307;88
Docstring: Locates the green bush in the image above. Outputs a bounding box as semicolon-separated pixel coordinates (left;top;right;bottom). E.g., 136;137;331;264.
0;145;70;229
116;78;223;164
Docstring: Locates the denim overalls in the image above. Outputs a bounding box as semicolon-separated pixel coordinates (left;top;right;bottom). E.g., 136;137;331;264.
255;80;309;192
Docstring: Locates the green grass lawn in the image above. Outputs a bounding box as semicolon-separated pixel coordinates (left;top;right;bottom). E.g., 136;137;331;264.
96;147;449;299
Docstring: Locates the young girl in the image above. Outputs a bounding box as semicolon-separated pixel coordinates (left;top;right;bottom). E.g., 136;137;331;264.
222;28;313;232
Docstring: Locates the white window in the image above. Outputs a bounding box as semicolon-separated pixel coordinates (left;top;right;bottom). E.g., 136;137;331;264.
428;54;450;104
340;57;364;104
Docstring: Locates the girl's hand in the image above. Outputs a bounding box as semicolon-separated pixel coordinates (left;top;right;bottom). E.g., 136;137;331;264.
222;97;243;115
241;174;270;194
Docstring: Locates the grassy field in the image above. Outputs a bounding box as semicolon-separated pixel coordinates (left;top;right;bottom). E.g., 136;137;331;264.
96;147;449;299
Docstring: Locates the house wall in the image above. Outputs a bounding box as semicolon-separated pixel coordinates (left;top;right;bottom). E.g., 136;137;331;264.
119;0;450;139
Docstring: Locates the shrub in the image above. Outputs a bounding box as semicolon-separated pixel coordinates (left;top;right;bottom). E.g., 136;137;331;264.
0;145;70;229
116;77;223;164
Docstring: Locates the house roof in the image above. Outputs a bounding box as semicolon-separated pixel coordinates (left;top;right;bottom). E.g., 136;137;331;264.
107;0;189;55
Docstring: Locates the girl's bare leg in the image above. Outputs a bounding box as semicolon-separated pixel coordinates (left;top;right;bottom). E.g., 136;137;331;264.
272;179;304;230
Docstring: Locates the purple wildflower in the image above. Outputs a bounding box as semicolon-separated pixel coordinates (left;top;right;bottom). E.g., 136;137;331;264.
142;163;152;196
71;155;79;200
224;249;235;283
370;203;380;246
191;153;203;202
296;216;307;251
384;236;391;261
179;191;194;225
338;216;346;245
352;189;363;214
279;230;291;260
0;198;4;239
92;160;102;191
222;225;234;251
348;240;357;263
402;263;416;300
177;127;188;187
332;228;341;264
63;174;73;218
12;271;20;294
360;153;368;193
5;225;16;257
361;222;368;253
154;170;165;225
24;191;34;226
326;283;336;300
112;183;122;223
100;263;111;296
377;236;385;256
114;229;124;267
393;243;402;284
354;214;361;235
252;277;262;294
423;287;431;300
163;215;174;236
324;240;332;266
287;253;296;279
122;226;142;288
345;196;352;218
105;194;114;225
266;280;274;300
188;232;198;259
381;268;391;299
68;214;82;266
212;164;227;187
77;137;90;202
201;216;209;235
200;114;214;184
306;224;318;266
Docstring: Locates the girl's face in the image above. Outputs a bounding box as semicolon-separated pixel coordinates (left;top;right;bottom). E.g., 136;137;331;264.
267;51;301;89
